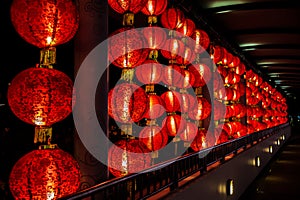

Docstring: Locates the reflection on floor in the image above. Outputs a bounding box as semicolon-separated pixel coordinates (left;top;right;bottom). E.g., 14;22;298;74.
240;127;300;200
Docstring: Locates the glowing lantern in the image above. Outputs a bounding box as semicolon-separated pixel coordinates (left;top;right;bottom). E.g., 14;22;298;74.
181;93;197;113
144;93;165;119
108;83;149;123
139;125;168;151
215;127;229;145
135;59;163;85
176;45;196;65
190;129;212;151
108;0;148;15
160;8;185;30
160;38;185;60
180;121;198;142
176;18;196;37
108;27;149;69
7;67;73;127
235;63;246;75
9;147;80;200
191;29;210;54
160;90;182;113
162;64;183;87
141;0;168;24
161;114;186;137
188;97;212;121
214;100;226;121
189;63;212;87
211;45;224;64
142;26;167;50
10;0;79;48
108;139;151;177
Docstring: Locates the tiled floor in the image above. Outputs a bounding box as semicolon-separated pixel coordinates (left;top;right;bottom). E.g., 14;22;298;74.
240;127;300;200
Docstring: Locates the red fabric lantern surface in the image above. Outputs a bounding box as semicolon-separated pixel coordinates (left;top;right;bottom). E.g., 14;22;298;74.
143;93;165;119
10;0;79;48
189;63;212;87
108;0;148;14
214;100;226;121
7;67;73;126
162;64;182;87
160;38;185;60
228;56;240;68
188;96;211;121
211;45;224;64
161;114;186;137
139;125;168;151
235;63;246;75
181;93;197;113
215;127;229;145
176;45;196;65
160;90;182;113
9;148;80;200
108;83;148;123
141;0;168;16
190;129;206;152
179;121;198;142
142;26;167;49
108;27;149;69
176;18;196;37
160;8;185;30
191;29;210;54
108;139;151;177
135;59;163;85
174;68;195;89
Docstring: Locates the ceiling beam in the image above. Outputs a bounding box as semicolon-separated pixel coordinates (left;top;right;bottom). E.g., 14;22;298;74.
240;44;300;50
225;28;300;35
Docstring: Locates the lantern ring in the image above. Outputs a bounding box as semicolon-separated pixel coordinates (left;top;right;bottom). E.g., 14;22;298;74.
73;27;225;174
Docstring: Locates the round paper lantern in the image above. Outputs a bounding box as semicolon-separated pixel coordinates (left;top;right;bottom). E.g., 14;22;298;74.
108;27;149;69
189;63;212;87
181;93;197;113
135;59;163;85
139;125;168;151
142;26;167;49
160;8;185;30
235;63;246;75
215;127;229;145
180;121;198;142
176;18;196;37
160;38;185;60
160;90;182;113
214;100;226;121
143;93;165;119
7;67;73;126
190;129;207;151
108;139;151;177
191;29;210;54
9;148;80;200
176;45;196;65
189;97;211;120
108;83;148;123
108;0;148;14
10;0;79;48
161;114;186;137
141;0;168;16
162;64;183;87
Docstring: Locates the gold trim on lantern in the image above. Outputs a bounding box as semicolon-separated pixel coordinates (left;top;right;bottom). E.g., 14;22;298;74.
39;47;56;69
145;84;155;93
121;124;133;136
121;68;135;82
123;12;135;26
34;126;53;144
149;49;159;60
148;15;157;25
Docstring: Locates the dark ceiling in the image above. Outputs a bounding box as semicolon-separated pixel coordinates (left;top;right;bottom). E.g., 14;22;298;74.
178;0;300;114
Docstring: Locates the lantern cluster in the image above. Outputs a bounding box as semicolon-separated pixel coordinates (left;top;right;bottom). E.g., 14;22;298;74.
8;0;81;199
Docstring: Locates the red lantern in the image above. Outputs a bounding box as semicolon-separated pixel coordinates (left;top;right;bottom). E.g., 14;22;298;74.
141;0;168;16
108;83;148;123
162;64;183;87
235;63;246;75
189;63;212;87
176;18;196;37
135;59;163;85
215;127;229;145
214;100;226;121
181;93;197;113
7;67;73;126
142;26;167;49
161;114;186;137
211;45;224;64
108;27;149;69
180;121;198;142
228;56;240;68
176;45;196;65
188;96;211;121
108;0;148;14
191;29;210;54
108;139;151;177
9;148;80;199
139;125;168;151
160;90;182;113
190;129;206;151
160;8;185;30
144;93;165;119
10;0;79;48
160;38;185;60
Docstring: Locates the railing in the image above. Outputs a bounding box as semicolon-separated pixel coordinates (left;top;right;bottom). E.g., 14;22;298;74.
59;123;290;200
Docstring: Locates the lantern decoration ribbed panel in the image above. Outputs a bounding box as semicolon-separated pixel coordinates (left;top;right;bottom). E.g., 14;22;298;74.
108;139;151;177
108;27;149;69
191;29;210;54
9;148;80;200
143;93;165;119
142;26;167;49
160;90;182;113
189;63;211;87
139;125;168;151
108;0;148;14
141;0;168;16
135;59;163;85
10;0;79;48
7;67;73;126
161;114;186;137
176;18;195;37
188;96;211;121
108;83;149;123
